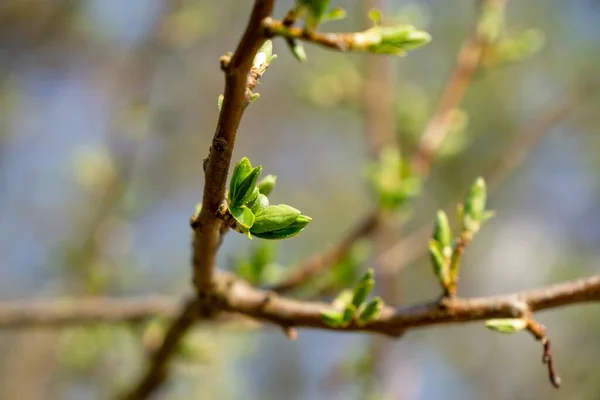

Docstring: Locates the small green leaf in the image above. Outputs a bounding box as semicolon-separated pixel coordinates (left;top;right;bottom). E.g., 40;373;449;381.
253;40;273;68
321;310;345;328
428;239;450;286
485;318;528;334
433;210;452;250
251;214;311;239
229;158;253;204
357;268;375;284
250;93;260;102
229;206;255;229
250;193;269;214
352;279;374;308
251;205;301;234
217;94;224;111
233;166;262;207
257;174;277;196
341;304;357;326
463;177;487;222
358;297;384;326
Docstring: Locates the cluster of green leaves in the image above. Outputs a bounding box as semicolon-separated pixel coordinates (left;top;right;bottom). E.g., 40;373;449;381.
429;177;495;292
321;269;385;328
227;157;311;240
366;146;422;211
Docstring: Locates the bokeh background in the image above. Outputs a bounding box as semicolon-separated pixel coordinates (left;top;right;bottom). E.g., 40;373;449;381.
1;0;600;399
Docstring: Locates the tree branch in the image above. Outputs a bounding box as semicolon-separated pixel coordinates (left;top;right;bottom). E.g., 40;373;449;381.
193;0;275;294
220;273;600;354
0;296;180;328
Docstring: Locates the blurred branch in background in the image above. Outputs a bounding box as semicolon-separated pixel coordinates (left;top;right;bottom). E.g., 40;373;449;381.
411;0;508;175
0;296;179;328
378;78;599;271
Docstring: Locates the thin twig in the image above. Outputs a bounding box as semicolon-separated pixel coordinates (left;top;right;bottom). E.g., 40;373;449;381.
526;318;562;388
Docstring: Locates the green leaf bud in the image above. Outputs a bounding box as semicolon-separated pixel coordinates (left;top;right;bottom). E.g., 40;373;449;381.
485;318;528;334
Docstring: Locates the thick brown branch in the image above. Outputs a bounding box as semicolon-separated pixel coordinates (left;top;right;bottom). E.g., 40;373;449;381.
227;274;600;337
0;296;180;328
193;0;275;294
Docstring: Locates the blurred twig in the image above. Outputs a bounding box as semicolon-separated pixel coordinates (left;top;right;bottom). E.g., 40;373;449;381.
378;79;598;271
269;212;381;294
0;296;180;328
411;0;509;176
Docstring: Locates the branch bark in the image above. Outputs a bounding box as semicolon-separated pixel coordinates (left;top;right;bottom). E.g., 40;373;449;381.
193;0;275;294
226;273;600;338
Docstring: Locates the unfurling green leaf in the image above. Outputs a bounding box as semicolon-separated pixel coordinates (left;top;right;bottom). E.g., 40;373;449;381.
352;280;374;308
232;166;262;207
433;210;452;251
253;40;273;68
321;310;345;327
229;206;255;229
251;205;301;234
358;297;384;325
250;93;260;102
250;214;312;240
428;239;450;286
250;193;269;214
485;318;528;334
217;94;224;111
462;177;488;233
257;174;277;196
366;25;431;55
230;158;253;204
351;268;375;307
